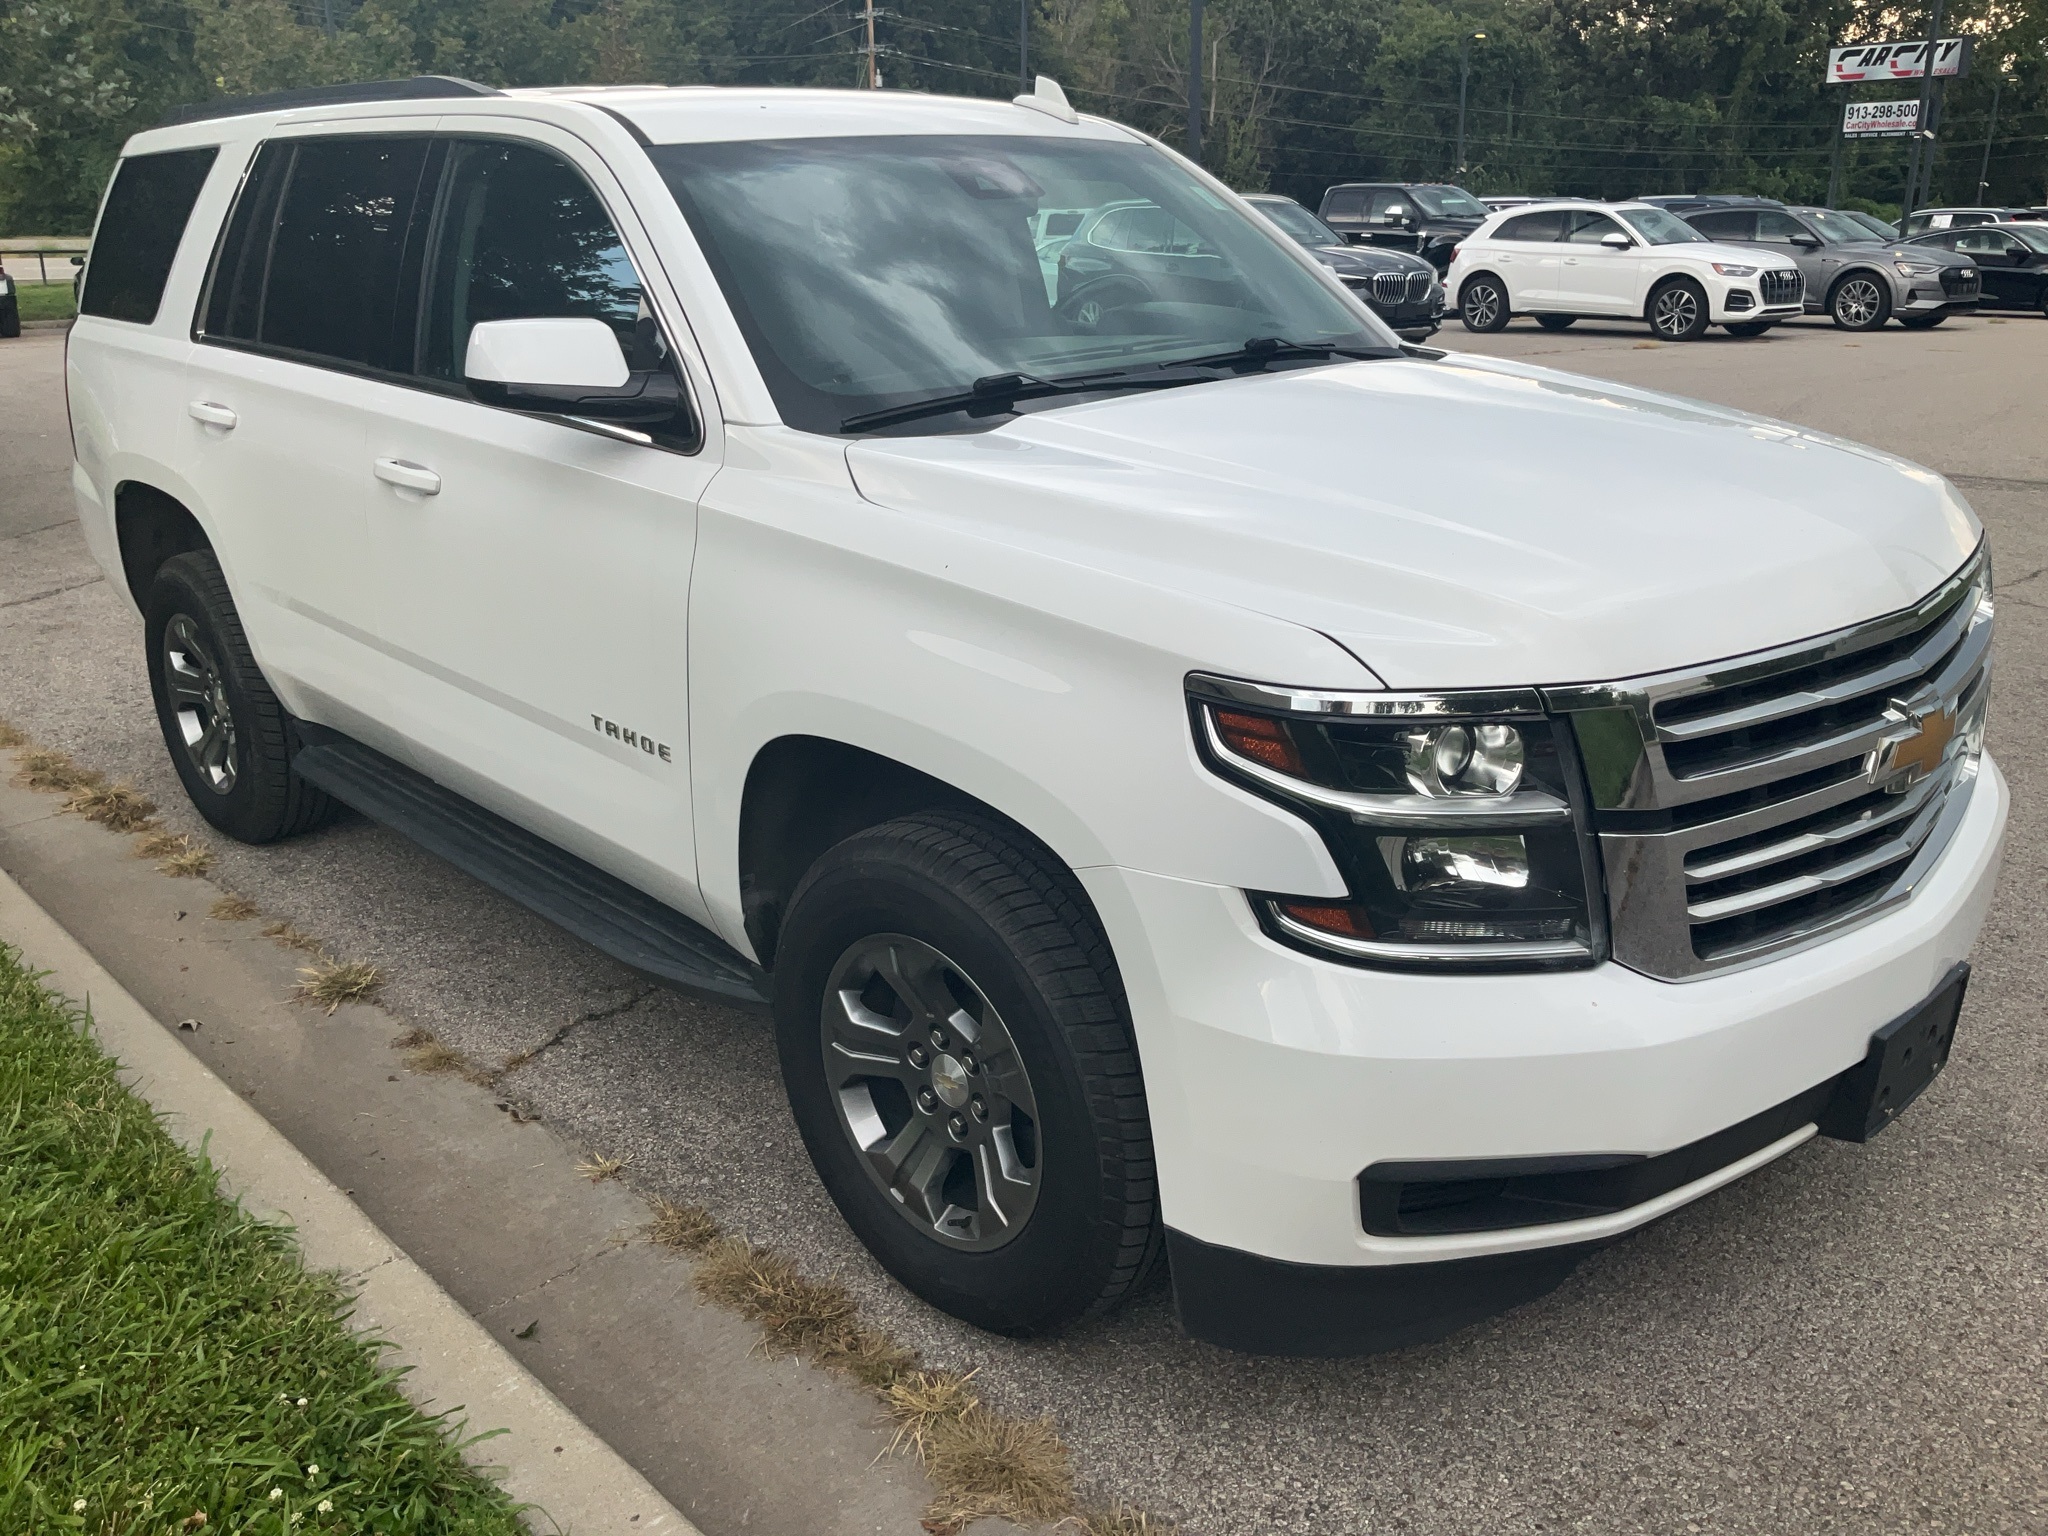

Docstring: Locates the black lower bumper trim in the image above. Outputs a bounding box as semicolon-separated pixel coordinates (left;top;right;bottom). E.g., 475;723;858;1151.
1167;1227;1597;1356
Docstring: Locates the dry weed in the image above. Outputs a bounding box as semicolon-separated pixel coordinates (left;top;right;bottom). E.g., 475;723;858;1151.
261;920;325;955
646;1198;721;1255
395;1028;464;1074
922;1401;1074;1529
155;839;213;878
885;1370;984;1460
576;1152;630;1183
1075;1501;1178;1536
691;1236;914;1386
0;718;28;749
13;747;101;794
293;959;382;1014
209;894;259;922
65;779;159;832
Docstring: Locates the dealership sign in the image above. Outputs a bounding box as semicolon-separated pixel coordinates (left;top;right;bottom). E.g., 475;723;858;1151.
1842;99;1922;136
1826;39;1972;84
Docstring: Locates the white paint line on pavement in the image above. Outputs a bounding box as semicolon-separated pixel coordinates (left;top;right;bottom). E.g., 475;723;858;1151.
0;865;700;1536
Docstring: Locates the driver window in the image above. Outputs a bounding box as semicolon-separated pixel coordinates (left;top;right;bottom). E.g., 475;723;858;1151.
1756;211;1808;244
1955;230;2012;256
1563;212;1624;245
420;139;654;383
1365;190;1407;225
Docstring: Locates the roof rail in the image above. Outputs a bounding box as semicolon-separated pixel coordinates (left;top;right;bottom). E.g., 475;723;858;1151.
159;75;501;128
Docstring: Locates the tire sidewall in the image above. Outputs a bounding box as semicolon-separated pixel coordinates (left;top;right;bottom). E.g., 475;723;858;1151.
773;850;1124;1334
145;555;285;842
1460;275;1508;332
1830;272;1891;330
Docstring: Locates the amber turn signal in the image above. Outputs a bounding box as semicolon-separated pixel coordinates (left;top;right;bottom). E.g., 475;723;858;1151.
1213;709;1306;776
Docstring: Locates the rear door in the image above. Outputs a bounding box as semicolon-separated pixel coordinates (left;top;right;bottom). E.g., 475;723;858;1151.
359;126;719;918
1953;229;2030;305
1553;210;1641;314
180;128;440;723
1489;210;1564;306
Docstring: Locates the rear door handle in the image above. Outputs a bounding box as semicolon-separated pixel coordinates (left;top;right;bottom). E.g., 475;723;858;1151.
373;458;441;496
187;400;237;429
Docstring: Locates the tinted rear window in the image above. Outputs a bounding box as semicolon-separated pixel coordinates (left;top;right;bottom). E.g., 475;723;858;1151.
80;148;220;324
1497;211;1563;242
203;135;432;371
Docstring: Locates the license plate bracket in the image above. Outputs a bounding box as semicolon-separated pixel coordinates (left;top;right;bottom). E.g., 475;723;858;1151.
1819;962;1969;1143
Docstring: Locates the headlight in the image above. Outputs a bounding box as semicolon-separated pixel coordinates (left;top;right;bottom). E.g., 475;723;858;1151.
1711;262;1759;277
1191;678;1603;970
1894;261;1940;277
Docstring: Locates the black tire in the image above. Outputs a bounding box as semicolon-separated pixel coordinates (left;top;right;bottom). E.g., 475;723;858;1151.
1897;312;1946;330
1534;314;1576;332
1724;321;1776;337
1459;274;1510;332
0;301;20;339
1646;278;1711;341
1829;271;1892;331
145;550;339;843
772;812;1161;1335
1058;278;1148;332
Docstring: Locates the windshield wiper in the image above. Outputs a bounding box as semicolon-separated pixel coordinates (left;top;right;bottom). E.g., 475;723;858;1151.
840;369;1198;434
1169;336;1395;373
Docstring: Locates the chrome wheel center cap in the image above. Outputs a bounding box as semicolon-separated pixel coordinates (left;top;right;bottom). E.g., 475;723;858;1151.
930;1053;971;1109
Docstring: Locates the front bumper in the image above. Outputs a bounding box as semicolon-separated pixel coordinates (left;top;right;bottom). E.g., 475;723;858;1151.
1083;752;2007;1351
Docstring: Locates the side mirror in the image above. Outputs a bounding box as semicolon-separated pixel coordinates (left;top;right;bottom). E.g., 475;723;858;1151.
1791;232;1822;249
69;255;84;267
1600;231;1633;250
464;317;681;427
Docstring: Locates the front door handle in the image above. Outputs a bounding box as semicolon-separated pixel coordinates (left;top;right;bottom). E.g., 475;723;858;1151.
374;458;441;496
187;400;237;430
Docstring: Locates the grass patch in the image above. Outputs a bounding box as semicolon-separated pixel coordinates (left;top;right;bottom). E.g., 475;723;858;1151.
135;830;213;878
11;746;99;794
66;778;160;833
0;942;529;1533
0;717;30;749
15;281;78;321
262;921;325;955
645;1198;720;1255
211;894;260;922
292;960;382;1015
575;1152;629;1183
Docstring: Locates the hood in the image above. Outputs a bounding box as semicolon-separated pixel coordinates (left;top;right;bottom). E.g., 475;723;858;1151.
844;354;1979;691
1311;244;1433;276
1683;239;1802;270
1829;239;1975;265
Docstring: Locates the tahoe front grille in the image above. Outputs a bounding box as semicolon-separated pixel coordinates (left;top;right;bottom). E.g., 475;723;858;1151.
1759;268;1804;306
1547;547;1992;978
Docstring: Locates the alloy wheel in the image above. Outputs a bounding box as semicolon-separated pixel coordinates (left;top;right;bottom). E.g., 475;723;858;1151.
821;934;1041;1251
1836;278;1883;328
1651;286;1699;338
1463;284;1501;328
162;613;238;794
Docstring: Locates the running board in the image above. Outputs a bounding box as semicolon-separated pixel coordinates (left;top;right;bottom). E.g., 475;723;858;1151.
292;731;769;1011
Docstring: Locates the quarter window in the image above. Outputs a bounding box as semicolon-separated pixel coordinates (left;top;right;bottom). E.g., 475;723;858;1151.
80;147;219;325
419;140;650;382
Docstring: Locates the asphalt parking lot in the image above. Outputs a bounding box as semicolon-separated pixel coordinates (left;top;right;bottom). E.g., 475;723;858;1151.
3;311;2045;1534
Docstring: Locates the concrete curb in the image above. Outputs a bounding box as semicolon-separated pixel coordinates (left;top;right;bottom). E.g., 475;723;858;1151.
0;865;701;1536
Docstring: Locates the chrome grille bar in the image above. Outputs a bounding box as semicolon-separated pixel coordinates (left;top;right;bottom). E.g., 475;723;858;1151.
1549;544;1991;980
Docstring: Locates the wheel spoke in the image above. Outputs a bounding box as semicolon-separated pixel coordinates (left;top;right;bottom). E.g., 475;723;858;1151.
880;942;958;1027
873;1118;954;1225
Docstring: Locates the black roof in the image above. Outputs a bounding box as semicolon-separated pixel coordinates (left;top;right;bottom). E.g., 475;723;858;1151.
159;75;500;128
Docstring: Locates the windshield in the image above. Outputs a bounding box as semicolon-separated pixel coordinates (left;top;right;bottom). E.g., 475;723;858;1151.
1407;186;1489;219
1252;198;1342;248
650;134;1390;435
1618;207;1707;245
2003;224;2048;253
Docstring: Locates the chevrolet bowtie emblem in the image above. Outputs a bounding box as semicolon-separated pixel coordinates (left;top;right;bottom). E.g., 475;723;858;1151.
1872;698;1956;790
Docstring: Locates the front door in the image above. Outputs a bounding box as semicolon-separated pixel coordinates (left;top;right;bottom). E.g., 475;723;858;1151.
1553;211;1642;314
361;129;721;920
1953;229;2031;306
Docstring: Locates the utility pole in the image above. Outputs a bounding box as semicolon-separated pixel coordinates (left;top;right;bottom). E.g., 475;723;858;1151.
1187;0;1204;165
863;0;878;88
1976;67;2005;199
1456;32;1485;180
1019;0;1029;91
320;0;334;35
1825;108;1846;207
1901;0;1945;222
1917;80;1948;206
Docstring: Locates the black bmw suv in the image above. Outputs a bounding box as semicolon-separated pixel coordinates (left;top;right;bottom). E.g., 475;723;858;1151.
1316;182;1489;273
1242;194;1444;339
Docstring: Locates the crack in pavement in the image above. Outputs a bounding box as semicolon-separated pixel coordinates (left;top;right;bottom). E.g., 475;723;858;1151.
0;518;82;545
1;574;105;609
479;1234;634;1314
1950;473;2048;491
504;985;662;1074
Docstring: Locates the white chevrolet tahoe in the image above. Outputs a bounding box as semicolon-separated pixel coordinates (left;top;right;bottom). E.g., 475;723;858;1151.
65;75;2004;1356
